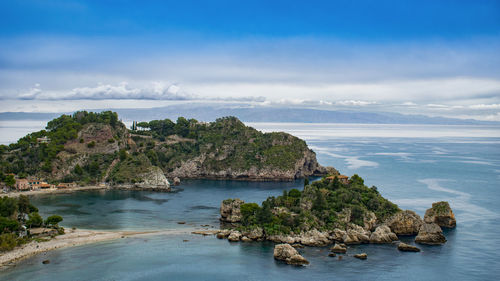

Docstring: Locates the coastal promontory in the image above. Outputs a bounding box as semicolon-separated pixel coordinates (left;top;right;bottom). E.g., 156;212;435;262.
0;111;331;191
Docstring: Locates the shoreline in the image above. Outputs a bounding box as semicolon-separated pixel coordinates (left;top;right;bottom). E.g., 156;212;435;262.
0;228;196;269
3;185;108;198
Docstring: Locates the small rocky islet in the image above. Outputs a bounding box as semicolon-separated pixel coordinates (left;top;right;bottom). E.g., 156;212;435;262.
213;175;457;266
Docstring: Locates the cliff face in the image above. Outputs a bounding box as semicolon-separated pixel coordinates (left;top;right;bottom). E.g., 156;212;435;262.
2;112;333;186
52;123;128;180
166;148;330;181
140;117;334;181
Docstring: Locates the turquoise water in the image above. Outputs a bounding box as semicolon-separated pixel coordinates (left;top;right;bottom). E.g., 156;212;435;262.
1;123;500;280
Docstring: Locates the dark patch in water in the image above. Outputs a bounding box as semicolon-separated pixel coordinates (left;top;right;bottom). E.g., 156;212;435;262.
55;203;82;208
190;205;218;210
54;209;91;215
168;187;184;193
110;209;154;215
141;196;169;205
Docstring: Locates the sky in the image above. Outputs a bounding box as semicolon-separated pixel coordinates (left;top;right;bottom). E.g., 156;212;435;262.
1;0;500;120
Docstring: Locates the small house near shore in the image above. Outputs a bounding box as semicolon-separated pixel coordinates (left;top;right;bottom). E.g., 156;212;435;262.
15;178;30;191
57;182;77;189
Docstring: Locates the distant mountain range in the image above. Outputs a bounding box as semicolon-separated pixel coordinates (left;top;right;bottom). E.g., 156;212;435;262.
1;105;498;125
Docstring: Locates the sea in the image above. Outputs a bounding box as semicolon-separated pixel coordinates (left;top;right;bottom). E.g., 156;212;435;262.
0;122;499;281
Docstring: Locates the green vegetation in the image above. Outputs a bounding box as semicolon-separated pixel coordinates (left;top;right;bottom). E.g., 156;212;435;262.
45;215;63;226
0;111;121;181
431;201;450;215
234;175;400;235
0;195;63;252
133;116;309;173
108;154;153;184
1;111;315;186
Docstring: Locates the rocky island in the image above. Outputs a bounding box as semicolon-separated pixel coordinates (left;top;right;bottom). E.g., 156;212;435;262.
217;175;457;265
0;111;332;192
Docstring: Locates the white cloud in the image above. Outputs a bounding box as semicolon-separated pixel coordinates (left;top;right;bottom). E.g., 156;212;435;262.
469;104;500;109
17;82;195;100
335;100;377;106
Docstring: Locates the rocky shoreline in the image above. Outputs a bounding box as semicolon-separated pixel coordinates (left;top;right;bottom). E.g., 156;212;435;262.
214;200;457;265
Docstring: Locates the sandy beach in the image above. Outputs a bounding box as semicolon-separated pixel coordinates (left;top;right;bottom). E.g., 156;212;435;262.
3;186;108;198
0;228;130;268
0;227;203;268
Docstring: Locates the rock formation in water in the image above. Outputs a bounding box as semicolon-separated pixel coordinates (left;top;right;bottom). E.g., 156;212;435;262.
424;201;456;228
369;225;399;244
273;244;309;266
385;210;424;235
220;199;244;223
398;242;421;252
415;222;447;245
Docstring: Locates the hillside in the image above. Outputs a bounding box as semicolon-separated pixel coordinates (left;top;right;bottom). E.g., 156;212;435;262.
0;112;331;187
221;175;400;236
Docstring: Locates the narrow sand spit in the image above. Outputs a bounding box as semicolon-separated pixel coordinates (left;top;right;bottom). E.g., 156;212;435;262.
3;186;108;198
0;228;196;268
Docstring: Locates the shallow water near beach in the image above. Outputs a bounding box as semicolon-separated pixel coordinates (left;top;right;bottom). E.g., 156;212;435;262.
1;123;500;280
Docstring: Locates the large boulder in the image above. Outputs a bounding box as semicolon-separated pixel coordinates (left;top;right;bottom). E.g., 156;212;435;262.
343;224;370;245
135;166;171;190
267;234;297;244
331;228;347;242
354;253;367;260
385;210;423;235
216;229;231;239
220;199;244;223
227;231;242;242
424;201;456;228
172;177;181;186
274;244;309;266
330;243;347;254
415;223;447;245
369;225;398;244
242;227;264;241
363;211;378;231
298;229;331;246
398;242;421;252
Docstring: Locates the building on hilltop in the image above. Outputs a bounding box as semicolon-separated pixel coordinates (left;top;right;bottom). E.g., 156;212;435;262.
326;175;350;185
36;136;51;144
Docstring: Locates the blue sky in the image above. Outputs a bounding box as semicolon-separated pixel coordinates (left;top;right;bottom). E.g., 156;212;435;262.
1;0;500;120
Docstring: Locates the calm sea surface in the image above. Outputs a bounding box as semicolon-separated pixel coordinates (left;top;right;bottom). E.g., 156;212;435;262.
1;122;500;280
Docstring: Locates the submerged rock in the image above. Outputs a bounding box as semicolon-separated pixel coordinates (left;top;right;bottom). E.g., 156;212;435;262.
220;199;244;223
424;201;456;228
415;223;447;245
369;225;398;244
398;242;421;252
385;210;424;235
354;253;367;260
273;244;309;266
